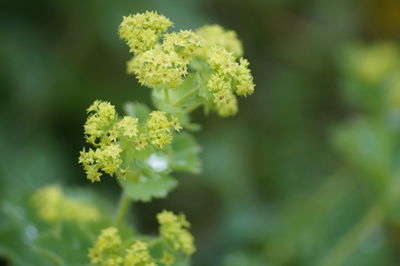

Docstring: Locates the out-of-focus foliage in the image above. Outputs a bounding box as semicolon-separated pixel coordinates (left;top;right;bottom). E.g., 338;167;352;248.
2;0;400;265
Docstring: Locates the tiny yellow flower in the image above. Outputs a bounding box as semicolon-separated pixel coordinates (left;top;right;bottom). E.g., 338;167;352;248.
117;116;139;138
135;134;148;151
170;116;182;132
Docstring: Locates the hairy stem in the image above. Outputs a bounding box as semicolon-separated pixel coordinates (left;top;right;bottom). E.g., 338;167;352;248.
114;192;132;226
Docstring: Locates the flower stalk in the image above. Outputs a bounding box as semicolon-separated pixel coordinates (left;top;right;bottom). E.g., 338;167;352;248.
114;192;132;227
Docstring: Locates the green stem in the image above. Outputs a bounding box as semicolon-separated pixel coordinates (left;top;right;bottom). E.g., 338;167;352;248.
173;88;198;107
32;246;64;265
185;102;202;113
318;175;400;266
164;88;171;104
317;204;383;266
148;238;164;247
114;192;131;227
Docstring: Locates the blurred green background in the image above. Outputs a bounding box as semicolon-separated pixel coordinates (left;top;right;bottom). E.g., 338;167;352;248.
2;0;400;265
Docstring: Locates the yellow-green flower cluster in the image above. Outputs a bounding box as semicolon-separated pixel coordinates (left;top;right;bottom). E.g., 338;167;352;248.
147;111;182;149
89;227;158;266
88;229;163;266
31;185;100;223
124;241;156;266
127;30;201;89
157;210;195;256
84;100;118;145
163;30;202;62
119;11;172;54
127;46;186;89
120;11;255;117
117;116;139;138
88;210;194;265
79;100;123;183
79;100;181;183
195;24;243;58
207;46;255;116
88;227;124;266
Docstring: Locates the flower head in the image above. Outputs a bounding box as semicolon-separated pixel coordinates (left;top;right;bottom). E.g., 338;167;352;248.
88;227;123;266
117;116;139;138
124;241;156;266
147;111;181;149
206;46;255;116
196;24;243;58
80;100;181;182
157;210;196;256
162;30;202;61
84;100;117;146
127;46;188;89
119;11;172;54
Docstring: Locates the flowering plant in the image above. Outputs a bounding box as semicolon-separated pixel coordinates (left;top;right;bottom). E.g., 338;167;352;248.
0;11;254;265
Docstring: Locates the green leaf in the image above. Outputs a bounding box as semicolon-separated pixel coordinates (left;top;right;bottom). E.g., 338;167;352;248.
0;200;58;266
179;113;202;132
123;102;150;121
119;133;200;202
120;173;178;202
152;88;185;114
32;219;120;265
0;187;116;266
168;133;201;174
